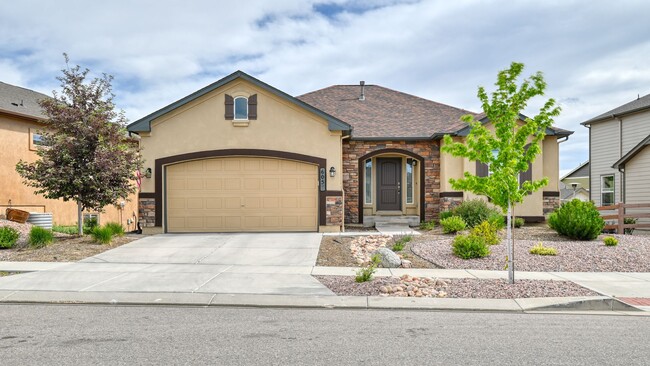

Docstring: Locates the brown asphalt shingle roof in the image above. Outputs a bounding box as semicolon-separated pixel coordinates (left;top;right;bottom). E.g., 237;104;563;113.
0;81;49;120
297;85;474;139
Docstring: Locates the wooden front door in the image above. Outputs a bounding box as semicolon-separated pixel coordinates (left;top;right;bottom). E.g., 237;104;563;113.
376;158;401;211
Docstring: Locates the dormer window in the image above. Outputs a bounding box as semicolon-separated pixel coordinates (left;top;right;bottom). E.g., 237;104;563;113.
234;96;248;120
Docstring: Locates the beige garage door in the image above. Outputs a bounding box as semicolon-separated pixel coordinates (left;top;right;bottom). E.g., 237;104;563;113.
166;157;318;232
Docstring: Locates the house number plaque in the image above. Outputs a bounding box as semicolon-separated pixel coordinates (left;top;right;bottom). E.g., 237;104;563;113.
319;168;326;192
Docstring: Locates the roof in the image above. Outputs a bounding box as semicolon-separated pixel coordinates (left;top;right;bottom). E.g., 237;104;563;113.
127;70;351;134
582;93;650;125
612;133;650;169
0;81;49;120
559;182;589;200
561;161;590;180
298;86;573;140
297;85;472;139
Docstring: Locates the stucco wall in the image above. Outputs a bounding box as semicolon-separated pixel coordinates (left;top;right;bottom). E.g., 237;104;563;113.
0;112;138;228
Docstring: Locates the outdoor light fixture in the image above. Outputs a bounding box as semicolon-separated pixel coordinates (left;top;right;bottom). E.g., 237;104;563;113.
144;168;152;179
329;166;336;177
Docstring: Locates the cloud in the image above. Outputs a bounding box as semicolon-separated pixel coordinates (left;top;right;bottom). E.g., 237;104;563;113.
1;0;649;174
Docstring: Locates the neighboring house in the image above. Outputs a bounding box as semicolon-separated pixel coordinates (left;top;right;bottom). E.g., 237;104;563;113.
582;93;650;207
0;81;138;227
560;161;590;202
127;71;572;234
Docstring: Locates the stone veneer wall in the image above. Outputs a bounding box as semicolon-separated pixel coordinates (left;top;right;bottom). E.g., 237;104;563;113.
326;195;344;228
440;196;464;213
342;140;440;224
138;197;156;227
543;194;560;215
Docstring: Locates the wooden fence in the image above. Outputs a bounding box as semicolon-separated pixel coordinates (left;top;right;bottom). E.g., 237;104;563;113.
597;202;650;234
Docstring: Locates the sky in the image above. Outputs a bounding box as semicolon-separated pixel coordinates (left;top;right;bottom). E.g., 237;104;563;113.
1;0;649;176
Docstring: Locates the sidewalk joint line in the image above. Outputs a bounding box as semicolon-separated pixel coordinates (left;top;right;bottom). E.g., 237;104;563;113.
79;272;131;292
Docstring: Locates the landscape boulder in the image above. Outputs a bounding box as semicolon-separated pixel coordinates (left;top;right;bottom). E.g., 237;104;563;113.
373;247;402;268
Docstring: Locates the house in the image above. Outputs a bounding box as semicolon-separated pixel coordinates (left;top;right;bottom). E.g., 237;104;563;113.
127;71;572;233
560;161;590;202
581;93;650;207
0;81;138;228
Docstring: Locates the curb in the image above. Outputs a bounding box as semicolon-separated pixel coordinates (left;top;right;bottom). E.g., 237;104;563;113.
0;290;642;314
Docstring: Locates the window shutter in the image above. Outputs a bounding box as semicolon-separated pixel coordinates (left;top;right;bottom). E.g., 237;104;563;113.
476;161;489;177
248;94;257;120
224;94;234;120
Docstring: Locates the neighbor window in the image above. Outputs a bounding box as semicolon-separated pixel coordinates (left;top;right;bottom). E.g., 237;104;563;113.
29;128;47;150
234;96;248;120
601;175;615;206
364;159;372;204
406;159;414;204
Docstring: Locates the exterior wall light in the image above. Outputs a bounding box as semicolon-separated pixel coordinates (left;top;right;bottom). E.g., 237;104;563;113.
329;166;336;177
144;168;152;179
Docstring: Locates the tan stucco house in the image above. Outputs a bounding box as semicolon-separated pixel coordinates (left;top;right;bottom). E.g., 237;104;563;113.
128;71;572;233
0;81;138;228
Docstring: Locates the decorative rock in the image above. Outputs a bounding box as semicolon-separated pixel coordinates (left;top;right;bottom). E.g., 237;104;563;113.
373;247;402;268
401;259;412;268
379;286;388;293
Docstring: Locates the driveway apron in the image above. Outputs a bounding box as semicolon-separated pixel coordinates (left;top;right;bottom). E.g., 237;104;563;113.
0;233;334;296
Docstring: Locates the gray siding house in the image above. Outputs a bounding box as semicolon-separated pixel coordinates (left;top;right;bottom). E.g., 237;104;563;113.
582;93;650;207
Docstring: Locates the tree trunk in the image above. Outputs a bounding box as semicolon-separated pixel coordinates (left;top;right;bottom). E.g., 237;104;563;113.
506;201;515;284
77;200;83;236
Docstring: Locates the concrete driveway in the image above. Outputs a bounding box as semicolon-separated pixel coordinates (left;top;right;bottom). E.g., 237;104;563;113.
0;233;334;296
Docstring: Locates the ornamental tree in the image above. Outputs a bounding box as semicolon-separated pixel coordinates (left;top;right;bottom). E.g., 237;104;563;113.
16;55;142;235
441;62;561;284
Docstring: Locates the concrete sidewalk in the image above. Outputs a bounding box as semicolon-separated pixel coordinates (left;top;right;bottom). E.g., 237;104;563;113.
1;261;649;313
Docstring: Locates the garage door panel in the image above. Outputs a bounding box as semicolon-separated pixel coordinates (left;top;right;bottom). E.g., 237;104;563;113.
166;157;318;232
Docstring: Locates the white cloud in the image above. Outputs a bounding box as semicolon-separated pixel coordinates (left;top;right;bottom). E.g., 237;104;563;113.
1;0;649;174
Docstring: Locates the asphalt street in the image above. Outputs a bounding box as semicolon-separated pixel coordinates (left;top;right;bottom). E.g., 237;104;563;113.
0;305;648;365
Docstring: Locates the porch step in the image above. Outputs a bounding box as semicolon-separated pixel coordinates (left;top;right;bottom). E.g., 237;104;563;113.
363;215;420;228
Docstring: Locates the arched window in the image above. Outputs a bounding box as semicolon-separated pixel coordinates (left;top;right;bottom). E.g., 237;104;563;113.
234;96;248;120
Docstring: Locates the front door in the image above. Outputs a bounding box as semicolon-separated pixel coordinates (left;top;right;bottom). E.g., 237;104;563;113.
376;157;401;211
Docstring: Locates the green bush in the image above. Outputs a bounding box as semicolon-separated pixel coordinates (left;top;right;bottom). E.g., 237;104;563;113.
91;227;113;244
391;235;412;252
452;199;502;228
548;199;605;240
486;212;505;230
514;217;525;228
52;225;78;235
29;227;54;248
0;227;20;249
529;243;557;256
104;222;125;237
624;218;637;235
452;234;490;259
83;217;99;235
355;254;380;283
440;216;467;234
470;221;501;245
439;211;454;221
419;220;436;231
603;236;618;246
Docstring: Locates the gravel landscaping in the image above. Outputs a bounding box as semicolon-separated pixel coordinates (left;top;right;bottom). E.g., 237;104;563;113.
316;275;598;299
412;226;650;272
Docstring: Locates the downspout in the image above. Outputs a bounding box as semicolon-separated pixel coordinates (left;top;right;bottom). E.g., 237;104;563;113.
616;116;624;203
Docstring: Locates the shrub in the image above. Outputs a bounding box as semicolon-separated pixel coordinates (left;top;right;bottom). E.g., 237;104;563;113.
470;220;501;245
391;235;412;252
439;211;454;221
419;220;436;231
440;216;467;234
52;225;78;235
548;199;605;240
514;217;525;228
452;234;490;259
29;227;54;248
0;227;20;249
452;199;502;228
487;212;506;230
603;236;618;246
104;222;125;237
91;227;113;244
83;217;99;235
355;254;380;283
529;243;557;256
624;218;637;235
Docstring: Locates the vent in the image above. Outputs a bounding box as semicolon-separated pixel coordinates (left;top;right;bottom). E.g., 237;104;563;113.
359;81;365;101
